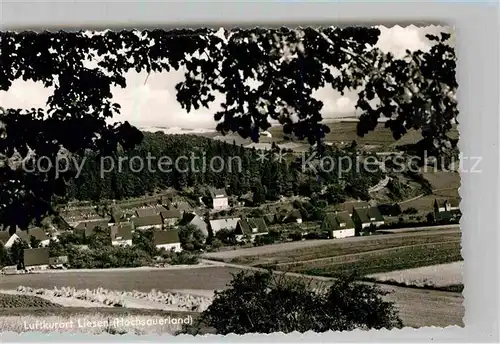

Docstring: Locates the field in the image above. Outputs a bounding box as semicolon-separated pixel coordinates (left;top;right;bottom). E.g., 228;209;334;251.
203;228;460;260
367;261;463;288
225;230;461;267
0;267;241;292
285;241;461;277
0;293;61;308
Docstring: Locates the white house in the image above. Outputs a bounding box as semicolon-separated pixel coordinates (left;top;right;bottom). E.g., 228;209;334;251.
0;232;22;249
153;229;182;252
434;199;460;213
321;211;356;239
209;217;240;234
209;188;229;211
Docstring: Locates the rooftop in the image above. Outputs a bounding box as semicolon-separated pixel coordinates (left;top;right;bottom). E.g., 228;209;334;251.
153;229;180;245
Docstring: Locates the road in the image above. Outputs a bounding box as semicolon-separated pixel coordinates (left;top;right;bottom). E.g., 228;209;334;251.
202;226;460;261
200;259;464;328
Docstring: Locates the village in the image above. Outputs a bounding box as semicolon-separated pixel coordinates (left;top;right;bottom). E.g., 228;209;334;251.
0;183;461;273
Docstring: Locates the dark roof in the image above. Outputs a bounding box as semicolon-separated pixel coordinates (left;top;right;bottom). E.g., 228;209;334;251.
209;188;227;198
111;223;133;241
354;207;384;223
74;220;109;237
342;201;370;213
160;209;182;219
74;219;109;231
135;207;162;218
175;202;192;212
236;218;268;235
153;229;180;245
323;211;355;231
131;215;163;228
23;247;50;267
286;209;302;220
14;230;30;242
27;228;49;241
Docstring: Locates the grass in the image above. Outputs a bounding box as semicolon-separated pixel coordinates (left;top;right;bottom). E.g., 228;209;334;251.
0;294;62;308
230;231;461;267
0;267;241;292
288;241;462;277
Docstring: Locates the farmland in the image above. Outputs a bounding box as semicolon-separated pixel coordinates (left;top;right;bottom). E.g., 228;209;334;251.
224;230;461;267
367;261;463;288
285;241;461;277
0;267;242;292
0;293;61;308
203;228;460;262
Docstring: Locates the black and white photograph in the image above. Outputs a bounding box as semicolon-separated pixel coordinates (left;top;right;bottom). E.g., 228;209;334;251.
0;24;463;336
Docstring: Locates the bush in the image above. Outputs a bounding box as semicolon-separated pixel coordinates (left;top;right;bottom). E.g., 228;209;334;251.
403;207;418;215
161;249;200;265
289;231;303;241
178;224;206;252
180;271;402;335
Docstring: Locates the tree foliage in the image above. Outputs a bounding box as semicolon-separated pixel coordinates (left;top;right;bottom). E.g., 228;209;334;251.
178;224;206;251
0;28;456;230
181;271;402;335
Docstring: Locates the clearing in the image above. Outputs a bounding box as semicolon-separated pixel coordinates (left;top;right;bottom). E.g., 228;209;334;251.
367;261;463;288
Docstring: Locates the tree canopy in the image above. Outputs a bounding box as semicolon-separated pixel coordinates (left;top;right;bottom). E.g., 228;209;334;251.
0;27;457;230
181;270;403;335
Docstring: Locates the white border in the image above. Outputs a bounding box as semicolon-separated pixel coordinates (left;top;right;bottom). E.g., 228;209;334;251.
0;1;499;343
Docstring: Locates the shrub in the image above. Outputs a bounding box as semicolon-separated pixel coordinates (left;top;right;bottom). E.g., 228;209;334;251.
180;271;402;335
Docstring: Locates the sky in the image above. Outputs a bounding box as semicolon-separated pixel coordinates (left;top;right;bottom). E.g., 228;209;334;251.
0;25;452;130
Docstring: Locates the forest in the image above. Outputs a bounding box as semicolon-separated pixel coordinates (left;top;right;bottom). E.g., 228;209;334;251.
65;131;384;203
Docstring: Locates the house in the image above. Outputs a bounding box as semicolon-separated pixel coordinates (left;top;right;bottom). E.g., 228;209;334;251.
263;214;275;226
0;231;19;249
284;209;302;224
234;218;268;241
209;217;240;234
179;213;208;237
131;215;164;230
1;230;30;249
135;206;163;218
175;201;192;213
153;230;182;252
321;211;356;239
209;188;229;211
436;209;462;223
352;207;385;230
342;201;370;214
74;219;111;238
26;227;50;247
23;247;50;268
434;199;460;214
160;209;182;227
110;222;134;246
